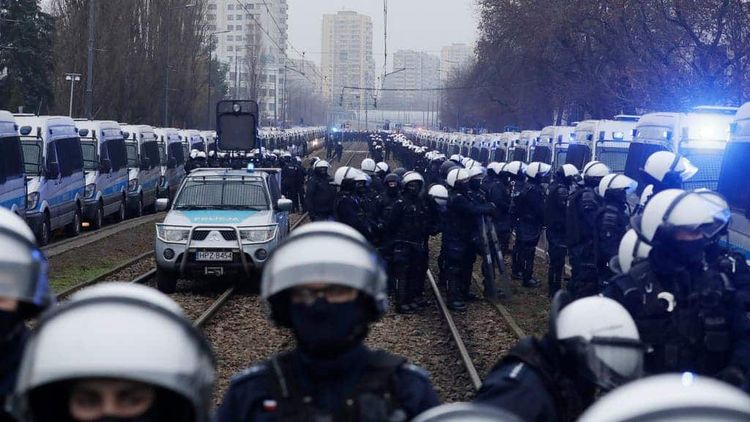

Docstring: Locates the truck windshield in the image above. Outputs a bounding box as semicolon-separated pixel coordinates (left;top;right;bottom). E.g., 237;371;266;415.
0;136;24;180
21;140;42;176
174;179;269;211
126;142;138;167
80;140;98;171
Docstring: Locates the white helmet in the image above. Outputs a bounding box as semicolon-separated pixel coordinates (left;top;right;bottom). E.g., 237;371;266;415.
611;229;653;274
413;402;522;422
12;283;215;421
313;159;330;169
582;161;610;185
466;165;484;179
525;162;552;179
190;149;200;159
446;168;470;188
504;161;527;176
0;208;54;317
402;171;425;187
375;162;389;174
598;174;638;198
333;166;357;186
360;158;376;173
449;154;462;164
262;222;387;324
428;184;449;207
460;156;473;167
579;373;750;422
642;151;698;187
639;184;654;207
553;294;643;391
560;163;579;178
633;189;730;243
487;162;504;177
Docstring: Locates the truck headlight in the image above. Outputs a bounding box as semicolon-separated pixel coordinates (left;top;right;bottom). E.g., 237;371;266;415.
239;226;276;243
85;183;96;199
128;178;139;192
156;225;190;243
26;192;39;210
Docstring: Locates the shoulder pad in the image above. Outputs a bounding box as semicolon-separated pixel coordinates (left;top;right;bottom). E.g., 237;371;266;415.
229;364;269;385
399;362;432;380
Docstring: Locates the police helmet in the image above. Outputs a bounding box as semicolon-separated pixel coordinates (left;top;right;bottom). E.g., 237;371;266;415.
189;149;200;159
525;162;551;180
313;159;330;170
504;161;527;176
579;373;750;422
13;283;215;422
428;184;449;207
487;162;504;177
582;161;610;186
555;163;580;183
552;292;643;391
460;156;473;167
413;403;522;422
632;189;730;244
0;208;54;317
360;158;377;173
642;151;698;189
402;171;425;189
466;165;484;179
639;184;654;208
439;160;459;180
598;174;637;198
449;154;463;164
430;154;446;163
446;168;470;188
375;162;389;174
611;229;652;274
333;166;361;186
261;222;387;325
393;167;407;178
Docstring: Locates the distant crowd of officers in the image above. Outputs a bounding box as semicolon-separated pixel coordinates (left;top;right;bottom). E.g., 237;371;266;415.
0;130;750;421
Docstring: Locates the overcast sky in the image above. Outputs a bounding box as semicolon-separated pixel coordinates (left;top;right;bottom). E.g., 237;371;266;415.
286;0;478;71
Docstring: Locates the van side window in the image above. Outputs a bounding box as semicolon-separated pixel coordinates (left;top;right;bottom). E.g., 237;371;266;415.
142;142;160;167
267;175;281;203
107;138;128;171
47;140;58;165
56;137;84;176
0;136;24;179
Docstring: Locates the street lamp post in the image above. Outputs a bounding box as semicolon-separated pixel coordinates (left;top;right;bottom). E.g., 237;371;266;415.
65;73;81;117
164;3;195;127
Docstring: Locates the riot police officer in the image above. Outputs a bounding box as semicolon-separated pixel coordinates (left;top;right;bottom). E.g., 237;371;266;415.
334;167;372;239
512;162;551;288
335;141;344;162
376;173;402;295
361;158;384;195
217;222;440;421
566;161;610;298
603;189;750;386
594;174;637;284
414;403;521;422
305;160;336;221
12;283;215;422
386;172;430;313
638;151;697;208
281;152;305;213
475;294;644;422
608;229;652;276
0;209;54;421
484;162;513;256
545;164;579;297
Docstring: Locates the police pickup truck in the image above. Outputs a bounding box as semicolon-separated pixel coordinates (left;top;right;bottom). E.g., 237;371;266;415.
154;165;293;293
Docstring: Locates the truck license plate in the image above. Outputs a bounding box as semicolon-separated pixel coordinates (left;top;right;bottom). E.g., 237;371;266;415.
195;251;233;261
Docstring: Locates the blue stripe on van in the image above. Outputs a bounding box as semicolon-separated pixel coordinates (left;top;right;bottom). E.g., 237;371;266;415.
40;186;84;209
101;180;127;197
0;196;24;210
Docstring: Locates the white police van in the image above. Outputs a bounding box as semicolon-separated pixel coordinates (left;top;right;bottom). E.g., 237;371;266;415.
122;124;162;217
154;128;186;204
154;165;293;293
16;115;85;245
76;120;129;229
0;111;26;216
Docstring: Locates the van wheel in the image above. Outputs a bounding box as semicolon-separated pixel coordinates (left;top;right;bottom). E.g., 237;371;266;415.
91;204;104;230
156;268;178;294
65;208;82;237
37;214;51;246
114;200;126;222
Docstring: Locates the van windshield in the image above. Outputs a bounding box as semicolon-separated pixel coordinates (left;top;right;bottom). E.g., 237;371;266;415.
81;140;98;171
0;136;24;180
126;142;138;167
21;140;42;176
174;179;269;210
635;126;671;142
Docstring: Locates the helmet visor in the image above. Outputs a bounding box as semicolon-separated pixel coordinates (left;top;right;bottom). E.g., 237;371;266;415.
561;336;644;391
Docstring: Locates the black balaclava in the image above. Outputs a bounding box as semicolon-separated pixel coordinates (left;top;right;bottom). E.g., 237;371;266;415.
404;181;422;197
289;298;369;358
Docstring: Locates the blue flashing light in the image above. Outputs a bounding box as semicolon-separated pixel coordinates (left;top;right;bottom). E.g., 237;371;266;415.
681;372;695;387
246;163;255;173
613;131;624;140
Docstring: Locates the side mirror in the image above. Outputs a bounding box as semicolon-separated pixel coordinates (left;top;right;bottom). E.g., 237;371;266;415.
167;157;177;169
100;159;112;173
155;198;169;212
46;162;60;179
19;126;32;136
277;198;293;212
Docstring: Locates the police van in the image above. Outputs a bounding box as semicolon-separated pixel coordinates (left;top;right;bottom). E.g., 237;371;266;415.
568;116;639;172
532;125;575;167
154;127;186;204
717;103;750;256
16;115;85;245
122;125;162;217
0;111;26;216
154;166;293;292
76;120;129;228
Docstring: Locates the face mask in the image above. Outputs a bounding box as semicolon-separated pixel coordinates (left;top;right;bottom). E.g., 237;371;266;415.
469;178;482;191
672;238;708;268
289;299;368;358
404;184;421;196
0;310;21;341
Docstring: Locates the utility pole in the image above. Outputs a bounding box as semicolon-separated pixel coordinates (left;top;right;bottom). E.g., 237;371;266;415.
84;0;95;119
65;73;81;117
